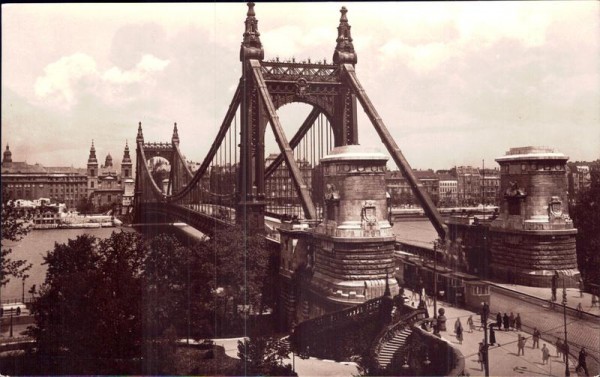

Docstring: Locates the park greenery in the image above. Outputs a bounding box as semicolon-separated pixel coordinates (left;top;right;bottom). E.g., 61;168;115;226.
5;226;294;375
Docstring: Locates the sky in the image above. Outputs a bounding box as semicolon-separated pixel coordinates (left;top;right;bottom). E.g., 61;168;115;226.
2;2;599;171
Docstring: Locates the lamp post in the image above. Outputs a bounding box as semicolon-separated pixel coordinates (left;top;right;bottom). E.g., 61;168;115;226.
433;240;438;319
562;279;570;377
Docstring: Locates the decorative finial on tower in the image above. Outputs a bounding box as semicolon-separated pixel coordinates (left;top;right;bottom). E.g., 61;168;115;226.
172;122;180;145
136;121;144;144
333;6;357;65
122;140;132;163
247;1;255;16
240;2;264;61
88;140;98;164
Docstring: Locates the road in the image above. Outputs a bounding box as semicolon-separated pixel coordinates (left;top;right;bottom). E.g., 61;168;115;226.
490;286;599;376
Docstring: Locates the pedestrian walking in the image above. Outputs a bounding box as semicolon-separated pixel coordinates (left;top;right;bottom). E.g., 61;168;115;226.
482;301;490;322
454;317;463;334
467;315;475;333
541;344;550;365
556;338;563;358
496;312;502;329
456;324;463;345
577;302;583;318
562;342;569;363
503;313;509;331
576;347;589;376
517;334;527;356
532;327;540;349
515;313;522;331
489;325;496;346
478;342;485;371
509;312;515;330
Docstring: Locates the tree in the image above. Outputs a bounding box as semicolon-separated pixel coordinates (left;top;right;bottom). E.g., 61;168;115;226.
570;184;600;285
1;191;32;296
142;234;216;340
76;196;94;215
28;232;145;373
211;226;270;316
237;337;296;376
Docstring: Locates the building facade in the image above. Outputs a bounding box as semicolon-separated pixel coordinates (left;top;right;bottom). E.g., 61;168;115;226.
567;163;592;204
2;145;87;209
87;141;133;213
456;166;481;206
438;174;458;207
480;168;500;206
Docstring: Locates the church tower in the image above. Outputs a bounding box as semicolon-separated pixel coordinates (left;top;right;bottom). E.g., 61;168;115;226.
104;153;113;168
2;144;13;166
121;141;133;183
87;140;99;197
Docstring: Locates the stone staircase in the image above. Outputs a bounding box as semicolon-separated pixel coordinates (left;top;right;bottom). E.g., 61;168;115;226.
376;327;412;369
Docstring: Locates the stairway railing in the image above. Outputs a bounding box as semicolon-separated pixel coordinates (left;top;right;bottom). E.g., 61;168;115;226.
370;306;428;372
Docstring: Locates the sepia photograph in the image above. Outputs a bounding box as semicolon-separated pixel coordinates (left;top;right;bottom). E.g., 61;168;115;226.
1;2;599;375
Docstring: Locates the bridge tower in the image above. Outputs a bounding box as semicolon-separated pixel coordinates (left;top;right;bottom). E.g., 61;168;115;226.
279;145;398;327
490;146;580;286
237;3;361;232
132;3;447;243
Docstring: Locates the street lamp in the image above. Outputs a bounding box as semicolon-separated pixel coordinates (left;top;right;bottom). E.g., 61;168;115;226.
562;279;570;377
433;240;438;319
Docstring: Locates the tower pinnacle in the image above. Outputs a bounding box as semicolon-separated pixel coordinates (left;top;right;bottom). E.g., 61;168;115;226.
122;140;132;164
172;122;180;145
88;140;98;164
136;121;144;144
240;2;264;61
333;6;357;65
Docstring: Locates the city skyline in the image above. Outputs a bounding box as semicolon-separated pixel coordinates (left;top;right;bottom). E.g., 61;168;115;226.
2;2;599;171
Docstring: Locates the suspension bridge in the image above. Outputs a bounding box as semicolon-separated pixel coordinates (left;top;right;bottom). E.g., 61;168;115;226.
132;3;447;241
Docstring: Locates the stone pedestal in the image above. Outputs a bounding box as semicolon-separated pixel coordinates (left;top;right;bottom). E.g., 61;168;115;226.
490;147;580;287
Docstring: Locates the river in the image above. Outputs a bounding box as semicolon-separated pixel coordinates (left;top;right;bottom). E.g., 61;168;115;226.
3;219;437;302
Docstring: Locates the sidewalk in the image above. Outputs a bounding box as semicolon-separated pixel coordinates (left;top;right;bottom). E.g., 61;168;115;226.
405;288;584;377
492;283;600;316
209;337;359;377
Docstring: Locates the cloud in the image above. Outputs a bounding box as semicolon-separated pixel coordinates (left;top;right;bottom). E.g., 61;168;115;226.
34;53;170;109
34;53;98;108
103;54;170;85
